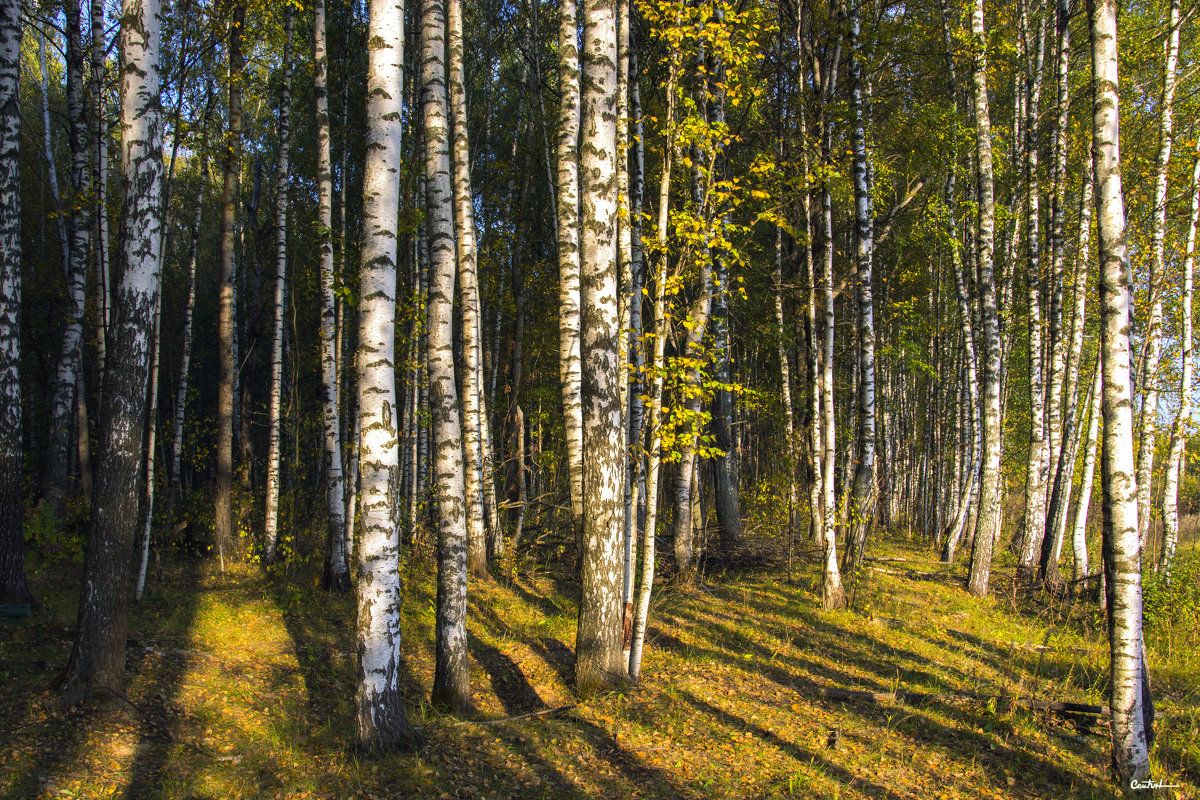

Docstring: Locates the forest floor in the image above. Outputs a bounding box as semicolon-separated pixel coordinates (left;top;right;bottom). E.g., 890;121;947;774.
1;535;1197;800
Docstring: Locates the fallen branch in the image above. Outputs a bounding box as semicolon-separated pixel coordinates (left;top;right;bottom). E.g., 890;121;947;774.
416;704;578;730
812;686;1108;724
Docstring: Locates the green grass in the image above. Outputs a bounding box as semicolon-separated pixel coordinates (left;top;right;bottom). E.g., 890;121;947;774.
1;537;1196;800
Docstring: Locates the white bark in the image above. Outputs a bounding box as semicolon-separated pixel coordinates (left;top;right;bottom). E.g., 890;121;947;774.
423;0;470;712
556;0;585;545
1090;0;1153;780
576;0;629;692
447;0;487;576
61;0;162;698
355;0;416;751
1135;0;1181;553
0;0;30;606
315;0;348;589
1162;150;1199;576
1071;362;1101;581
264;4;294;563
966;0;1003;599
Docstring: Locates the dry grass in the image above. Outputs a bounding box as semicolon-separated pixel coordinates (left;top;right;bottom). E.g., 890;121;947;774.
1;537;1196;800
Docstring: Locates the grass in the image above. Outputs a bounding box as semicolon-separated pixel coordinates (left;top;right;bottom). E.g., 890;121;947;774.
1;535;1197;800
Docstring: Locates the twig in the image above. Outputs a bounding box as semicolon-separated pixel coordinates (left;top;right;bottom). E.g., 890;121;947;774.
415;704;577;730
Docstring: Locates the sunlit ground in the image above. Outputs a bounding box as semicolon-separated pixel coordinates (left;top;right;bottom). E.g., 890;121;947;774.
1;532;1197;800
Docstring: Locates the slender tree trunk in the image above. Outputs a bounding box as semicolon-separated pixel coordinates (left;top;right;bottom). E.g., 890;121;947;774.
1042;157;1094;588
773;227;798;543
575;0;629;692
1072;363;1101;581
630;54;676;681
843;6;877;596
263;4;294;564
134;288;162;601
1089;0;1154;780
216;0;246;570
1018;6;1048;574
44;3;92;521
423;0;470;712
314;0;348;590
91;0;108;391
169;90;214;496
966;0;1003;599
1135;0;1181;554
0;0;30;607
355;0;418;751
1161;150;1199;577
60;0;162;699
447;0;487;576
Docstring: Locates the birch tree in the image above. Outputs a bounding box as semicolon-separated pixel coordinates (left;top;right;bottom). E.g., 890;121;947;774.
423;0;470;712
575;0;630;692
447;0;488;576
1135;0;1181;553
1089;0;1153;780
1161;150;1199;577
61;0;163;698
264;4;295;564
966;0;1003;599
315;0;348;590
842;2;877;593
44;1;92;521
355;0;418;751
0;0;29;607
556;0;584;553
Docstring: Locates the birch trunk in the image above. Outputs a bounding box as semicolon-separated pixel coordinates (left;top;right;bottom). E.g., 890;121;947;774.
169;90;213;495
1089;0;1154;780
423;0;470;712
61;0;162;698
355;0;418;751
629;55;676;682
447;0;488;576
1161;150;1199;576
966;0;1003;599
45;3;91;521
315;0;348;590
0;0;29;606
134;288;162;601
575;0;629;692
773;227;798;543
264;4;294;564
216;0;245;569
91;0;108;390
1043;158;1094;587
819;89;844;610
1072;363;1101;581
1018;7;1049;573
1135;0;1181;553
843;6;877;595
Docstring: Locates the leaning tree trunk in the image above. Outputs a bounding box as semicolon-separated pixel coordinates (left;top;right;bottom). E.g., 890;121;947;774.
263;4;294;564
1135;0;1181;554
355;0;419;752
447;0;488;577
0;0;30;607
423;0;470;713
216;0;246;570
134;286;163;601
60;0;163;699
314;0;348;590
1089;0;1154;781
575;0;629;693
629;52;677;682
1161;149;1199;577
1071;363;1101;581
966;0;1003;599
